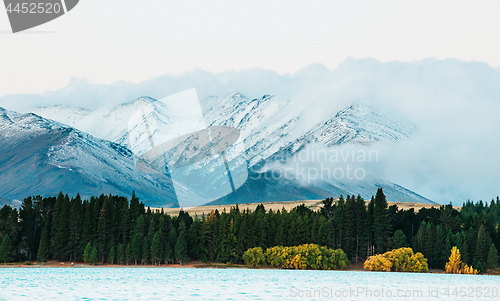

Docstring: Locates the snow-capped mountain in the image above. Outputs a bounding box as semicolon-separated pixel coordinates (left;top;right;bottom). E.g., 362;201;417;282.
0;107;178;207
31;93;434;205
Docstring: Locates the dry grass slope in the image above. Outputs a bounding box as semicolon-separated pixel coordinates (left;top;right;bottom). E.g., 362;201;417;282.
155;200;456;216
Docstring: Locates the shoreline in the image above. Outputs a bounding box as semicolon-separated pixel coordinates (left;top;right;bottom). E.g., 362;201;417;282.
2;261;498;276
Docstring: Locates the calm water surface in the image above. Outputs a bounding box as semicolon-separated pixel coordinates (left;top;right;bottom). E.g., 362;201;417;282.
0;268;498;300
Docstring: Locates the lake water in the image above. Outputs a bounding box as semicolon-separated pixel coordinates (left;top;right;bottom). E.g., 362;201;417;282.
0;268;498;300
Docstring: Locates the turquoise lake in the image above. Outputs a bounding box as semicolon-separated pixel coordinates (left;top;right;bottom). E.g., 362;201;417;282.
0;268;499;300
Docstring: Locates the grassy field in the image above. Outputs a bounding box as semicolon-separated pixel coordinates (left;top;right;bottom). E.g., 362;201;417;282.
154;199;455;216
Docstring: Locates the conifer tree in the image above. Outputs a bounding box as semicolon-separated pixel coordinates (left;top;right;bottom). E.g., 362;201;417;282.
392;230;407;249
142;237;149;265
150;230;162;266
164;233;173;265
19;196;36;261
168;227;177;254
373;188;391;254
129;191;141;225
354;195;368;261
487;243;499;270
476;224;492;265
465;228;477;263
175;231;188;264
68;194;83;262
108;246;116;265
37;230;49;263
424;223;436;268
343;195;356;260
0;234;12;264
83;242;92;263
188;219;203;260
366;197;375;256
117;243;124;265
131;234;141;265
274;222;285;246
51;192;70;260
125;243;131;265
90;247;98;265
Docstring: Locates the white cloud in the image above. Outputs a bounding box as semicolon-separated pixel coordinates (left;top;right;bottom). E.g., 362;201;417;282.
1;58;500;205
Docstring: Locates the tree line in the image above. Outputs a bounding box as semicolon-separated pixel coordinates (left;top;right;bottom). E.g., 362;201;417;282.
0;189;499;272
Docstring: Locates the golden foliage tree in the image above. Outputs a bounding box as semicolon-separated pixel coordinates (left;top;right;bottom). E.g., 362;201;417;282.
254;244;349;270
445;246;478;274
364;254;392;271
445;246;462;274
242;247;266;267
364;247;428;272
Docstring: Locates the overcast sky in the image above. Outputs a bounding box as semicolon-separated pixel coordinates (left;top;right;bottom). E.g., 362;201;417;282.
1;1;500;205
1;0;500;96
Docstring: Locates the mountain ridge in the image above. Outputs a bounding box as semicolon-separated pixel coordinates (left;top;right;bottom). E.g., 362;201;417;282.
29;94;434;205
0;107;178;207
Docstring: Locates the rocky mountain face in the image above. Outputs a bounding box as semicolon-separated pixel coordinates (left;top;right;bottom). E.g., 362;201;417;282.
0;107;178;207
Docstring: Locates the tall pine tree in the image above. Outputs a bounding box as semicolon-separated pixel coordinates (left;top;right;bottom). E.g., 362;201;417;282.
373;188;391;254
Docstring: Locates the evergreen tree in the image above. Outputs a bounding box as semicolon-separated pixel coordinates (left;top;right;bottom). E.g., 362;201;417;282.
150;230;162;265
188;219;202;260
51;192;70;260
476;224;492;265
487;243;499;270
464;228;476;263
142;237;149;265
19;196;36;261
163;233;173;265
133;214;146;241
168;227;178;254
175;231;188;264
129;191;141;225
108;246;116;265
131;234;141;265
83;242;92;263
354;195;368;262
373;188;391;254
274;222;285;246
37;230;49;263
343;195;356;260
68;194;83;262
366;197;375;256
0;234;12;264
125;243;131;265
117;243;124;265
392;230;407;249
90;247;98;265
424;223;436;268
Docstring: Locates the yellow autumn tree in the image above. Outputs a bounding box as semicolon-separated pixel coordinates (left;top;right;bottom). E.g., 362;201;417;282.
256;244;349;270
445;247;462;274
445;247;478;275
364;247;428;272
242;247;266;267
462;264;479;275
364;254;393;271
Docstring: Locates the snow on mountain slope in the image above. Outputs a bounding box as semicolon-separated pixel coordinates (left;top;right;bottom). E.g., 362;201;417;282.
266;104;416;162
0;107;178;207
31;93;433;204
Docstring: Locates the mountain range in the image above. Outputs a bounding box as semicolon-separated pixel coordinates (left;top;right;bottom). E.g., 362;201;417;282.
0;107;178;207
12;92;435;206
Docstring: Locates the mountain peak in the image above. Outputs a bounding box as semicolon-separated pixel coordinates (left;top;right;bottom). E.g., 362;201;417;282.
120;96;157;108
